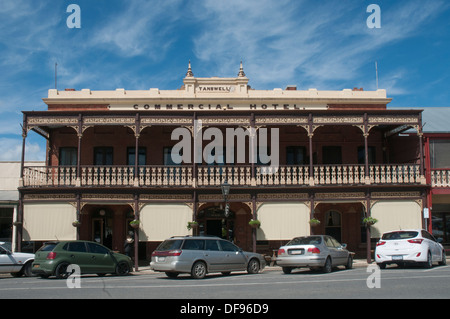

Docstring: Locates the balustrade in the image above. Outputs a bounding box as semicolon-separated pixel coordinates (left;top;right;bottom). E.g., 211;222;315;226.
22;164;424;188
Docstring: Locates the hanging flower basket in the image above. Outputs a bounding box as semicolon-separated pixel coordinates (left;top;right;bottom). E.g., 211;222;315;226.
363;217;378;227
129;219;140;229
248;219;261;229
187;221;198;230
72;220;81;227
309;218;321;227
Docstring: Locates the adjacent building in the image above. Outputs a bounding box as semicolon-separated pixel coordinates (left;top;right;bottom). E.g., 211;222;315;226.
16;63;432;265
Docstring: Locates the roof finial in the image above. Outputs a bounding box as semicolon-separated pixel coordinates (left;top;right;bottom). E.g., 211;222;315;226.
186;60;194;77
238;60;246;77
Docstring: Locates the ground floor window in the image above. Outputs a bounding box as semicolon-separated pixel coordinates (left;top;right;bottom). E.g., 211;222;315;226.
0;208;13;241
432;212;450;244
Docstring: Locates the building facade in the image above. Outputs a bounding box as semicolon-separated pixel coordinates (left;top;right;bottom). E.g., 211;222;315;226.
420;107;450;247
17;63;429;266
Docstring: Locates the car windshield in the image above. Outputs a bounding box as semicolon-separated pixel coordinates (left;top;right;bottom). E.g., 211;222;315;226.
285;236;322;246
37;243;58;252
382;231;419;240
0;242;12;251
157;239;183;251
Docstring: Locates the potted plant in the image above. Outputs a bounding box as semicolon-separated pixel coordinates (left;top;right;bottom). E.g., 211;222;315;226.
72;220;81;227
187;221;198;230
309;218;321;227
248;219;261;228
363;216;378;227
129;219;140;229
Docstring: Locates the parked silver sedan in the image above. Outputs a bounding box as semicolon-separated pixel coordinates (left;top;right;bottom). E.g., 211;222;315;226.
276;235;353;273
150;236;265;279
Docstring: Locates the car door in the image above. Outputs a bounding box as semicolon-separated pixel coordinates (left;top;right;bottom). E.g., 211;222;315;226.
86;242;115;273
65;242;92;273
324;236;346;266
218;240;247;271
422;231;441;261
329;237;348;265
203;239;224;272
0;245;15;273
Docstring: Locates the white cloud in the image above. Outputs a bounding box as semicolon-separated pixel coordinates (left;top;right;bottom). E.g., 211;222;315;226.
191;0;446;90
0;138;45;161
90;0;183;59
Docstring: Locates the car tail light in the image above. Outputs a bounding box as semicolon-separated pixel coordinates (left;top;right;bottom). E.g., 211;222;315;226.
376;241;386;247
408;239;423;244
46;252;57;260
152;250;182;257
307;247;320;254
277;249;285;256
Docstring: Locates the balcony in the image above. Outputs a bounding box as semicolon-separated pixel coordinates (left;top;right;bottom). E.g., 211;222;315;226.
431;169;450;187
22;164;424;188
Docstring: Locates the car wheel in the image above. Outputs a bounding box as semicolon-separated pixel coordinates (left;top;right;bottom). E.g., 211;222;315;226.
115;261;131;276
439;250;447;266
377;263;386;269
55;262;70;279
322;257;332;273
165;272;179;278
22;261;35;277
424;251;433;269
247;258;260;274
191;261;207;279
282;267;292;274
345;255;353;270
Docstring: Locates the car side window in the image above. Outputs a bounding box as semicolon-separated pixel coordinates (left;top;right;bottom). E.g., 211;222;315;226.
87;242;109;254
205;240;220;251
68;242;87;252
421;230;436;242
324;236;334;248
330;237;342;248
182;239;204;250
219;240;239;252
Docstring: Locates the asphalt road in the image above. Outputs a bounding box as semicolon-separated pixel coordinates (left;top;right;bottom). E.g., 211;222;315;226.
1;264;450;302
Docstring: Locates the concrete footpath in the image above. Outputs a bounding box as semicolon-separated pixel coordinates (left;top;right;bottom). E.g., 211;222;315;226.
131;258;372;275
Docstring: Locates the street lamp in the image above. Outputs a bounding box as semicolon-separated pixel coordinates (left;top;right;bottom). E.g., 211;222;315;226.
221;180;231;217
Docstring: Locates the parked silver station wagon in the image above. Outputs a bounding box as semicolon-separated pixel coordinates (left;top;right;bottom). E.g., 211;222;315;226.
150;236;265;279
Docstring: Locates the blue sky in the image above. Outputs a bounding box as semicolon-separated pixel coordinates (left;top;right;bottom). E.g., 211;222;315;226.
1;0;449;161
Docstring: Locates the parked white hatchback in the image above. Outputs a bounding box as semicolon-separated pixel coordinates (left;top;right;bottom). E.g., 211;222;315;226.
375;229;446;269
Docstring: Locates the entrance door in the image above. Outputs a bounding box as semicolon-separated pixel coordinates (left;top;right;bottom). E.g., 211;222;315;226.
92;217;113;249
206;220;223;238
325;210;341;242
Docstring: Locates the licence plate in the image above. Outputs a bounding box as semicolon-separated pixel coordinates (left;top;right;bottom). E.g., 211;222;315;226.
156;257;166;262
289;249;304;255
392;255;403;261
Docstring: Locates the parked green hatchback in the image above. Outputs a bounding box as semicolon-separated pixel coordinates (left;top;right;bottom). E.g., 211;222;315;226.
32;240;133;278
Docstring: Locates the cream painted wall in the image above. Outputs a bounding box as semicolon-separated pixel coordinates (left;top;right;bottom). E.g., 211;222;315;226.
256;202;310;240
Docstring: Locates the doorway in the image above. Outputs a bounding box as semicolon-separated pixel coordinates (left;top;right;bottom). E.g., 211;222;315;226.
325;210;342;243
92;209;113;249
197;206;235;242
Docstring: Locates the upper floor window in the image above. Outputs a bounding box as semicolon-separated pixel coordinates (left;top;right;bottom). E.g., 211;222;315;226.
127;147;146;166
94;147;113;165
357;146;376;165
430;140;450;169
286;146;306;165
60;147;77;166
